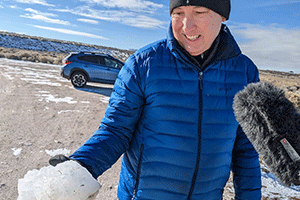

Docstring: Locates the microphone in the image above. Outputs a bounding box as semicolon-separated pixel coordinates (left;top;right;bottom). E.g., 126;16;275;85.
233;82;300;186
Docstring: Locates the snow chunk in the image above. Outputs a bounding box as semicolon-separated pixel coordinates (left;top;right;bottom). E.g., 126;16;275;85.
100;96;110;104
45;149;71;157
17;161;101;200
12;148;22;156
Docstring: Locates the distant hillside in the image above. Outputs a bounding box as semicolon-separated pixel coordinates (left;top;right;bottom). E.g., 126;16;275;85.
0;31;135;64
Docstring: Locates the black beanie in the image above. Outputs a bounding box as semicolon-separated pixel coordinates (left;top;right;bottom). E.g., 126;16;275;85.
170;0;231;20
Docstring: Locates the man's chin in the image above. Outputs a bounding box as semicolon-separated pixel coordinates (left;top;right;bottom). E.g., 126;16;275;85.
185;48;205;56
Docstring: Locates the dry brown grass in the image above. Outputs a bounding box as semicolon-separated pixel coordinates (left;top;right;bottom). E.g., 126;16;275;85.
260;70;300;109
0;47;67;65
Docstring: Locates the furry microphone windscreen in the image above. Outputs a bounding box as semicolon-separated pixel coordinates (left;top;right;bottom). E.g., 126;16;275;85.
233;82;300;186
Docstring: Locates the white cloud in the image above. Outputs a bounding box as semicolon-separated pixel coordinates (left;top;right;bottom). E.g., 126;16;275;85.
25;8;57;17
79;0;164;13
124;15;166;29
20;7;69;25
32;25;109;40
77;18;99;24
54;6;167;29
13;0;54;7
231;23;300;72
0;5;4;9
21;14;71;25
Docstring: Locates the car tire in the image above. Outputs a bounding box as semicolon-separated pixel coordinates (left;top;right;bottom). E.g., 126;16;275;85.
71;71;87;87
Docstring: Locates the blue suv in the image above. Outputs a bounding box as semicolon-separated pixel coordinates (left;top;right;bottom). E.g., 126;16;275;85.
61;52;124;87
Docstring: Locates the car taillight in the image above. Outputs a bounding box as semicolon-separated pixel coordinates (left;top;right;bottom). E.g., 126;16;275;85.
63;60;72;65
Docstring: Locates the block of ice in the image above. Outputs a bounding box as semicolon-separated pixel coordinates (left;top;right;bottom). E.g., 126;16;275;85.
17;161;101;200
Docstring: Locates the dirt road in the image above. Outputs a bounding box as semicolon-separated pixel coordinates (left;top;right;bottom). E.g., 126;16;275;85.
0;58;121;200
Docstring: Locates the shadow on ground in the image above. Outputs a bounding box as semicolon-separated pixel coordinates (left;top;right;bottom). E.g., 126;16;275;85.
75;83;113;97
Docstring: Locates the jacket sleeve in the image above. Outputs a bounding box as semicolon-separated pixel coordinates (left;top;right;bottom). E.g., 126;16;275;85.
69;55;145;179
231;58;261;199
231;126;262;200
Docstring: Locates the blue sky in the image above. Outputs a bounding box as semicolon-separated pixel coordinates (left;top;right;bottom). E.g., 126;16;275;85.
0;0;299;72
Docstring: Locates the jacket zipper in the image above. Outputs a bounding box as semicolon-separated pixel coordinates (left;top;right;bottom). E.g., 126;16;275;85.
187;71;203;200
172;48;204;199
132;144;144;200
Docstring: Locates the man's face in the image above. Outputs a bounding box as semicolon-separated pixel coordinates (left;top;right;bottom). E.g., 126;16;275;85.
171;6;225;56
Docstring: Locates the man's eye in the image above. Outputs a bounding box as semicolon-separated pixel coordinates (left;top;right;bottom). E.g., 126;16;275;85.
195;11;208;15
173;12;183;16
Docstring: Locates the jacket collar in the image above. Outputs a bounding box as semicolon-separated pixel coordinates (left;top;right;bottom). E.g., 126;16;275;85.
167;22;241;66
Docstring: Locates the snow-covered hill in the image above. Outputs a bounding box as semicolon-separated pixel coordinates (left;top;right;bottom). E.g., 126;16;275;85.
0;31;133;61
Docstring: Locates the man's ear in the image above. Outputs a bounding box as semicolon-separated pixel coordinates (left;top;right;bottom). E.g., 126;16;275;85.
222;17;226;22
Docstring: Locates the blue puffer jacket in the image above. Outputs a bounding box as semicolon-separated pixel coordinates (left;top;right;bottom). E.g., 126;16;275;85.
70;24;262;200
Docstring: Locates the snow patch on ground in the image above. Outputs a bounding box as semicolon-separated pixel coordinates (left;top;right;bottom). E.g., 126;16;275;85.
0;58;65;86
36;94;77;104
58;110;81;114
11;148;22;156
262;171;300;199
100;96;110;104
45;149;71;157
80;101;90;104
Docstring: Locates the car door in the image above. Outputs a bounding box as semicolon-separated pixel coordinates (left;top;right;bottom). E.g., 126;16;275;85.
77;55;106;81
87;56;108;81
102;57;123;81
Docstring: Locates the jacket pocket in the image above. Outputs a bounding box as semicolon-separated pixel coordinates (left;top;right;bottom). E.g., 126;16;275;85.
132;144;144;200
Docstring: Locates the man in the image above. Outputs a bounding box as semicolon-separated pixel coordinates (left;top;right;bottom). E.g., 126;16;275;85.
51;0;262;199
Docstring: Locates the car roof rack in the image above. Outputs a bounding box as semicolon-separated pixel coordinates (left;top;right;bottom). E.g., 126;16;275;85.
77;51;113;56
70;51;119;60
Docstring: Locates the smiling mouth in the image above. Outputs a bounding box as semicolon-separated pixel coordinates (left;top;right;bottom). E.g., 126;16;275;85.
185;35;200;41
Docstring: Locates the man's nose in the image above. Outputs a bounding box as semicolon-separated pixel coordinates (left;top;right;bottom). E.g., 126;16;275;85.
182;15;196;31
